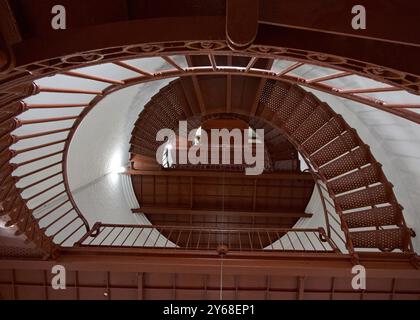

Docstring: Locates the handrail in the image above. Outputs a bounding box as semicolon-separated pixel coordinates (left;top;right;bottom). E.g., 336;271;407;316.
76;223;339;253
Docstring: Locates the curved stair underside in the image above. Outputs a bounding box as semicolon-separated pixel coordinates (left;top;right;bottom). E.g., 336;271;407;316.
130;76;413;252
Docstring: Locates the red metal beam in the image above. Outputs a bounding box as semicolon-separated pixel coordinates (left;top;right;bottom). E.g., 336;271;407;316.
338;87;401;94
305;72;352;84
245;57;258;72
116;66;420;124
277;62;304;76
208;54;217;71
113;61;153;77
25;103;88;109
63;71;125;85
162;56;185;72
15;127;71;141
38;86;102;95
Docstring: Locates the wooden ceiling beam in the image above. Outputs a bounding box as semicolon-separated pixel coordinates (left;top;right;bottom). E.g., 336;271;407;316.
186;55;206;114
132;207;313;219
126;169;313;180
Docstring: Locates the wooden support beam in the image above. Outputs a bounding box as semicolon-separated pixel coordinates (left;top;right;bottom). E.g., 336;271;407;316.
190;176;194;209
330;277;336;300
226;74;232;112
298;276;305;300
186;55;206;114
11;269;17;300
132;207;313;219
265;275;271;300
43;270;48;300
75;271;80;300
252;179;257;211
105;272;111;300
126;169;313;180
190;76;206;114
390;278;396;300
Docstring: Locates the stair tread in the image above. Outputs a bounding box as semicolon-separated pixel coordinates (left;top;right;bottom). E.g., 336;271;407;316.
319;146;371;180
272;86;305;126
312;130;360;167
343;204;402;229
302;115;347;155
291;104;334;144
335;183;392;211
328;163;382;195
283;93;318;134
350;228;409;251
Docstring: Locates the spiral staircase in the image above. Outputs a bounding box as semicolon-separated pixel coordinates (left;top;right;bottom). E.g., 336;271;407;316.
0;0;419;300
128;75;413;253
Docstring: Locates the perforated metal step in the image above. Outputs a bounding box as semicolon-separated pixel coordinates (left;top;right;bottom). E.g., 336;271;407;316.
343;204;402;229
350;228;410;251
